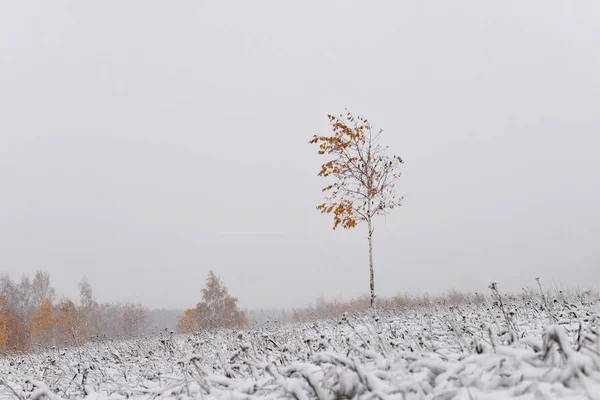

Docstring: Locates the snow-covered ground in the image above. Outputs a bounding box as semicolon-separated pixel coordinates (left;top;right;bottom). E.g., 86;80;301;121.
1;292;599;399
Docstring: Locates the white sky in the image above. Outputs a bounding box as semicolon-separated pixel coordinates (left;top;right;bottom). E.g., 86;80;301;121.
1;1;599;309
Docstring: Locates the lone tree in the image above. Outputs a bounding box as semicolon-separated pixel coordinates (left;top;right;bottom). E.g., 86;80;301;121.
310;111;404;307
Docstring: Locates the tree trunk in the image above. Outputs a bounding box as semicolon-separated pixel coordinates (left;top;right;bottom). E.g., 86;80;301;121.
368;217;375;307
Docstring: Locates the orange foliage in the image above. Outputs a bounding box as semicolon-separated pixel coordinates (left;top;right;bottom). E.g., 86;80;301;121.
177;308;197;334
0;295;29;352
57;299;85;344
179;271;248;333
195;271;248;331
30;299;58;346
0;272;164;351
309;110;404;230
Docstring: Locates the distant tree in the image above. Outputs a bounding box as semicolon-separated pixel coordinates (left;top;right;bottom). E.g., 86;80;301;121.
0;294;29;351
57;299;86;345
78;278;103;339
31;270;56;308
310;111;404;306
30;299;58;347
121;303;148;337
0;274;34;321
78;278;95;310
183;271;248;332
177;308;198;334
0;296;6;349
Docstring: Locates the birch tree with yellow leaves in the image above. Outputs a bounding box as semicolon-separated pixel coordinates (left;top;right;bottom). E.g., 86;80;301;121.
310;111;404;307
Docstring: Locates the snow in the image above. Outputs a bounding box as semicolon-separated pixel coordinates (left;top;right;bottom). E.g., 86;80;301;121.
1;295;599;399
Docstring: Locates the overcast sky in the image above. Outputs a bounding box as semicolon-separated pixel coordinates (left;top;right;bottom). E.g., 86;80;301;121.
1;1;599;310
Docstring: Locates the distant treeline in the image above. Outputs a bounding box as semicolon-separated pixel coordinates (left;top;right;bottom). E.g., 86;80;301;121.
0;271;180;352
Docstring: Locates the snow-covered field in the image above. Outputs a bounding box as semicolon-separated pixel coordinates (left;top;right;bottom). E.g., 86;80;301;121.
2;291;600;399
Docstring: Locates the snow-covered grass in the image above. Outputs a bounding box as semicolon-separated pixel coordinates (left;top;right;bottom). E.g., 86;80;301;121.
1;288;600;399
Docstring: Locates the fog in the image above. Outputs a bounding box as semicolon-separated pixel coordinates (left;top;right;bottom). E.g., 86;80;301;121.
1;1;599;310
